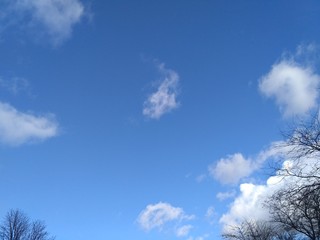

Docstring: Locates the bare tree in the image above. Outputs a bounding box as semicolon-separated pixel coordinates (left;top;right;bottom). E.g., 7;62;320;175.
0;210;55;240
0;210;29;240
267;184;320;240
28;221;55;240
222;220;293;240
222;219;302;240
277;116;320;184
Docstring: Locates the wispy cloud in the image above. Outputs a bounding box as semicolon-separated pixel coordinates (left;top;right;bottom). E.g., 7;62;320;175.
216;190;236;201
0;77;32;96
4;0;85;45
205;206;217;225
176;225;193;237
137;202;194;237
0;102;58;146
196;174;207;183
259;44;320;117
143;63;180;119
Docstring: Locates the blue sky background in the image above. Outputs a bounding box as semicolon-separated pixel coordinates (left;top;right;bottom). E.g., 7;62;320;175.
1;1;320;239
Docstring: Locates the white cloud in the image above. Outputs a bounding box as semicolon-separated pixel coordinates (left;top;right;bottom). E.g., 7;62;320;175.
214;144;289;229
209;143;285;185
143;63;180;119
137;202;194;232
15;0;84;44
137;202;194;237
209;153;258;185
219;145;319;232
0;102;58;145
219;182;271;230
176;225;193;237
259;48;320;117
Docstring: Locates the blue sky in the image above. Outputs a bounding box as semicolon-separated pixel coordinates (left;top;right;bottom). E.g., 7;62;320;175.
1;1;320;239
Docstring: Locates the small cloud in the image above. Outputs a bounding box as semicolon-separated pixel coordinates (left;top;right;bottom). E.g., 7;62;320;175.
0;77;32;96
259;45;320;117
205;206;217;225
10;0;85;45
209;153;257;185
143;63;180;119
205;206;215;219
137;202;194;235
295;43;319;64
176;225;193;237
196;174;207;183
0;101;58;146
216;190;236;201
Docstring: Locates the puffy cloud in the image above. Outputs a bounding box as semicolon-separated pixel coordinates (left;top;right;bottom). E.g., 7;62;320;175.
215;145;287;228
219;147;319;232
143;63;180;119
13;0;84;44
209;153;258;185
0;102;58;145
259;48;320;117
219;183;272;230
209;143;284;185
137;202;194;232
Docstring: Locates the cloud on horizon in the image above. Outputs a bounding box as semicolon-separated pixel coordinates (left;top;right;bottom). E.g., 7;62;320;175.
0;102;58;146
143;63;180;119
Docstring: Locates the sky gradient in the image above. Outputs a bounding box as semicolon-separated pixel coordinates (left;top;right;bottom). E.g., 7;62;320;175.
1;1;320;240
